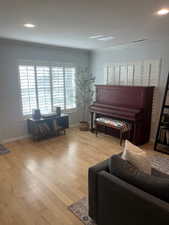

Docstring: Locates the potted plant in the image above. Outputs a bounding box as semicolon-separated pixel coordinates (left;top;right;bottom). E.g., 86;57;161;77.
76;68;95;131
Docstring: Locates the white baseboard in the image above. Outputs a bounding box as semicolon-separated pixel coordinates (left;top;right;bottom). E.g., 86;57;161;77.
1;124;79;144
2;135;30;144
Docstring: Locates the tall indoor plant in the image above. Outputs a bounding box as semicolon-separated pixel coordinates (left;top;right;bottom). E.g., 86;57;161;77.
76;68;95;131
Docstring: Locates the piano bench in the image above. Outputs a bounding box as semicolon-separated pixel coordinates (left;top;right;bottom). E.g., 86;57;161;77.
95;117;131;145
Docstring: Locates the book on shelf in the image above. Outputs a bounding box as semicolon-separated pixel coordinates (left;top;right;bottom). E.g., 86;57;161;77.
158;126;169;145
162;113;169;124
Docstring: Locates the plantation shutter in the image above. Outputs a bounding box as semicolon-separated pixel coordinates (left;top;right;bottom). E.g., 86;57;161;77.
65;67;76;109
52;67;65;109
19;65;37;115
19;63;76;116
36;66;52;114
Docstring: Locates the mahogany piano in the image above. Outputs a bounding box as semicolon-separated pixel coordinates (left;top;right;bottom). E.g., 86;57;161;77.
89;85;154;145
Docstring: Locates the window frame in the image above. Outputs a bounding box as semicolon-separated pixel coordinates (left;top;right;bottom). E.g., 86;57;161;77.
18;61;77;117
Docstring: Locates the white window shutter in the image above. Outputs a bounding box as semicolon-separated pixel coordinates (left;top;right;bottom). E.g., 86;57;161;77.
19;65;37;115
36;66;52;114
127;64;134;85
19;63;76;116
52;67;65;109
65;67;76;109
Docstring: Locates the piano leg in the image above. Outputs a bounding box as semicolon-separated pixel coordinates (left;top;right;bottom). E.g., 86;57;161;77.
128;129;131;140
90;112;94;132
132;122;137;144
120;129;123;146
95;123;98;136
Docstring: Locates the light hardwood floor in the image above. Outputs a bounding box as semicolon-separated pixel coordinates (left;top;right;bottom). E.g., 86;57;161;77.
0;128;165;225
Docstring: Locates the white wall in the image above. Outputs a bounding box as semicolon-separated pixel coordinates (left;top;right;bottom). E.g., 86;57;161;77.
91;40;169;86
1;38;169;143
90;40;169;141
0;39;90;142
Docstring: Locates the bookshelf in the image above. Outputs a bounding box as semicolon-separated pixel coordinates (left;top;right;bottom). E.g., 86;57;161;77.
27;114;69;141
154;73;169;154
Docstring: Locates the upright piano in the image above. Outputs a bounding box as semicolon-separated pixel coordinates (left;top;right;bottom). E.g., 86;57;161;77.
89;85;154;145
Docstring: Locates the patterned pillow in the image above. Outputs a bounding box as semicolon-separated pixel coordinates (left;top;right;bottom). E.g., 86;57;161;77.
121;140;152;175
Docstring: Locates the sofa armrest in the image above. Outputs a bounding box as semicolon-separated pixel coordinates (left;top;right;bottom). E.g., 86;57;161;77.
88;159;109;220
152;167;169;179
96;171;169;225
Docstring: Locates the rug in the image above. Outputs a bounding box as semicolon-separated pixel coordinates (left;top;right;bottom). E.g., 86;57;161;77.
0;144;10;155
68;197;95;225
68;155;169;225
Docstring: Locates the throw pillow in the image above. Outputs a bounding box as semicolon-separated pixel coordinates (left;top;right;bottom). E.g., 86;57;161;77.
121;140;151;175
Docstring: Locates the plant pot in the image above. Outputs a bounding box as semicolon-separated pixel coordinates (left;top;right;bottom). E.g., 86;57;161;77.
79;121;89;131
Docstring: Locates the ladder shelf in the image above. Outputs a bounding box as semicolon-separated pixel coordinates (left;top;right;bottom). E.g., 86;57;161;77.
154;73;169;154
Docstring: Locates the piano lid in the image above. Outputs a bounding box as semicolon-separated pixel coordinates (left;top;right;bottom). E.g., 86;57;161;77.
95;85;154;109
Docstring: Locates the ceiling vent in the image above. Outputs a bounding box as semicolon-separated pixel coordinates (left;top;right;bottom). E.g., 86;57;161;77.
132;38;148;43
108;38;149;50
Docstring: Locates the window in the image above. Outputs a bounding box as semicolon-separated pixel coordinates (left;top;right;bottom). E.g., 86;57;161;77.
19;64;76;115
36;66;51;114
52;67;64;110
65;67;76;109
19;66;37;115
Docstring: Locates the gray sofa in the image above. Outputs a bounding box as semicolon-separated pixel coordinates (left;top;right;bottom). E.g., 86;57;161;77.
88;158;169;225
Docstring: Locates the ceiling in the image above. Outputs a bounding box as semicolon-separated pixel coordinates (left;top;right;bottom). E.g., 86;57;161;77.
0;0;169;50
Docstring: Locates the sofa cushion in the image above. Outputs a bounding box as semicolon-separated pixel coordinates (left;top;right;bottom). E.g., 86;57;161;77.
121;140;151;174
109;155;169;203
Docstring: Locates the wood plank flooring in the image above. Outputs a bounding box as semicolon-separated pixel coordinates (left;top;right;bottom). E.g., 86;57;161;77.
0;128;165;225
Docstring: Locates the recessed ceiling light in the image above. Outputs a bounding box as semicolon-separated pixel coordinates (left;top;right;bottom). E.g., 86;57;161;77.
89;35;104;39
24;23;36;28
98;36;115;41
157;8;169;15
